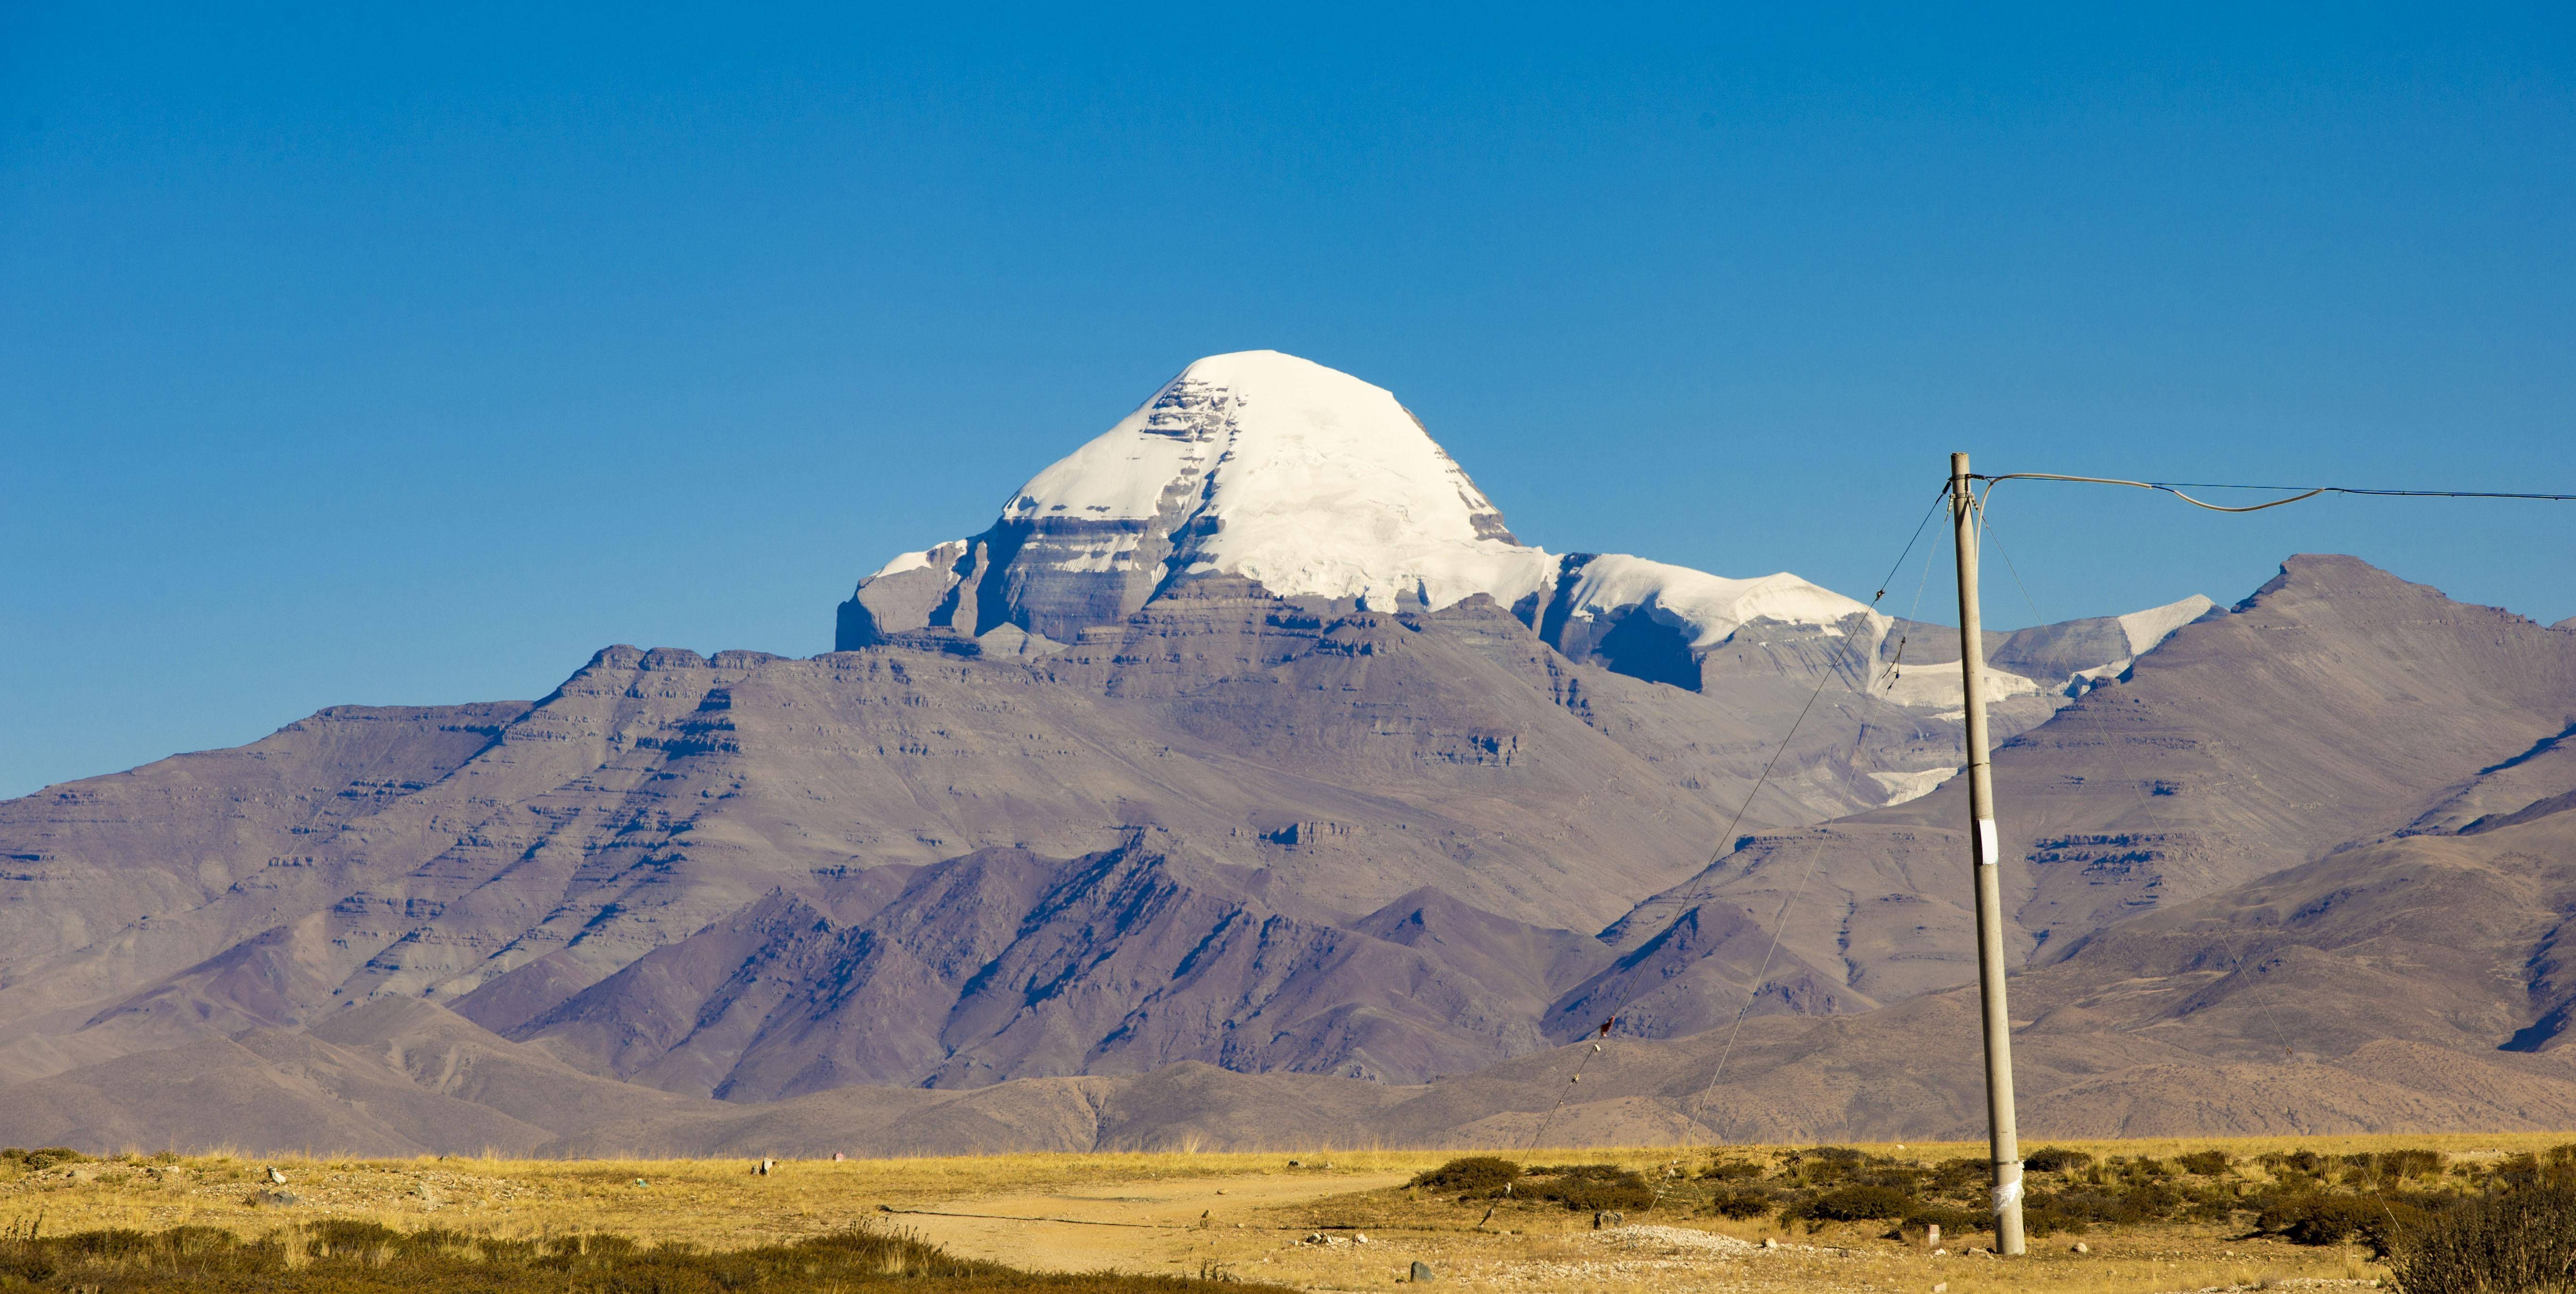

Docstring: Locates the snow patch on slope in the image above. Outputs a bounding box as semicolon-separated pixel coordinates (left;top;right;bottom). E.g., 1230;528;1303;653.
2119;595;2217;657
868;548;946;580
1871;767;1958;805
1880;662;2045;713
1554;555;1883;647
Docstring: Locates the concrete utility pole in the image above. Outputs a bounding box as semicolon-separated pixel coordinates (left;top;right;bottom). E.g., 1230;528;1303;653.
1949;451;2027;1255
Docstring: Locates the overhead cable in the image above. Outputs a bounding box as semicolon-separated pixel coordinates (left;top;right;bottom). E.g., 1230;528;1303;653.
1973;472;2576;513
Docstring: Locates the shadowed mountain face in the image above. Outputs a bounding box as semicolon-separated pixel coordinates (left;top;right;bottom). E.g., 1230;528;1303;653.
480;834;1613;1095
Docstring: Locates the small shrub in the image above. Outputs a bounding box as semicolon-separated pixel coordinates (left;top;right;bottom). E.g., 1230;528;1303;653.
1930;1158;1990;1193
1777;1148;1867;1186
1806;1184;1911;1221
0;1147;89;1174
1903;1202;1986;1236
2259;1194;2423;1251
1527;1166;1655;1212
2024;1147;2094;1174
2175;1150;2231;1177
0;1222;1208;1294
1699;1158;1762;1181
1708;1189;1773;1219
2388;1180;2576;1294
2020;1204;2085;1238
1408;1156;1521;1194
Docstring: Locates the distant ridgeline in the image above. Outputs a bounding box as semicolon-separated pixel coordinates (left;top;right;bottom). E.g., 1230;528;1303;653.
838;351;2207;722
7;350;2574;1154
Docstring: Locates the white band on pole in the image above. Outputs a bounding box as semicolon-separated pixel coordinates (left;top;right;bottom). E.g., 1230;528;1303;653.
1976;818;2000;866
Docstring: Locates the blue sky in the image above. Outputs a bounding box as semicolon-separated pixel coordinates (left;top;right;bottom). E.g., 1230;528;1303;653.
4;3;2571;798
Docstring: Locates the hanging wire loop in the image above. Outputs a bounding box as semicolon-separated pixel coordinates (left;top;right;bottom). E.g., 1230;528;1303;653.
1970;472;2576;513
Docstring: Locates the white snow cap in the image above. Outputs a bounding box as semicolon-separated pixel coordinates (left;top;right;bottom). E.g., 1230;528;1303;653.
2118;594;2217;656
1006;350;1553;612
1551;553;1881;648
987;350;1883;637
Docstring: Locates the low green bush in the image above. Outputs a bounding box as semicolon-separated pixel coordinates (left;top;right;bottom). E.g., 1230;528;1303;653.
2387;1181;2576;1294
1407;1156;1521;1194
1524;1165;1655;1212
2257;1194;2425;1252
1902;1202;1986;1236
1708;1188;1774;1220
0;1222;1277;1292
1;1148;90;1175
1804;1185;1910;1222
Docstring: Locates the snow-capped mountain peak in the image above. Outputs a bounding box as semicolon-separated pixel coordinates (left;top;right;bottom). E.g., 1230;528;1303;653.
998;350;1547;615
843;352;1909;681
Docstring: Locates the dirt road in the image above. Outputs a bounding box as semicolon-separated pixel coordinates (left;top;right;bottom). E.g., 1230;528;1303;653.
883;1169;1413;1276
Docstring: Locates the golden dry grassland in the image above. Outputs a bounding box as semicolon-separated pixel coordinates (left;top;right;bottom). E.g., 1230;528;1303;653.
9;1133;2574;1293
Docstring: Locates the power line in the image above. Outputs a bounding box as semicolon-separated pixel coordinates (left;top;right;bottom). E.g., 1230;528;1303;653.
1522;464;2567;1182
1973;472;2576;513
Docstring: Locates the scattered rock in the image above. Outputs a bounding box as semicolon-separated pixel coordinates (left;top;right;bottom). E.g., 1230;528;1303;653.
1762;1237;1779;1249
2072;1241;2090;1254
634;1178;650;1187
265;1167;288;1185
1593;1210;1624;1229
1933;1284;1948;1293
249;1189;301;1206
1410;1260;1436;1281
1591;1226;1758;1257
1354;1233;1369;1244
755;1159;773;1176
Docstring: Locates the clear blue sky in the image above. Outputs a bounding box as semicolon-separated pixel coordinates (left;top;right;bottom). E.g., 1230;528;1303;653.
5;3;2571;798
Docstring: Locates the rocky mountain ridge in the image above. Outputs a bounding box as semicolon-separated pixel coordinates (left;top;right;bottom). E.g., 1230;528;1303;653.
836;351;2204;735
6;350;2567;1152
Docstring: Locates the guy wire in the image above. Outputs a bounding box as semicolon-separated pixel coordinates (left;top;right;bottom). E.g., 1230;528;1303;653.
1645;485;1947;1172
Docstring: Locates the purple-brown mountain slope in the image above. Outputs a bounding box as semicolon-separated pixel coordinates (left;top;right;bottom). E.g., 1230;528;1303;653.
482;833;1611;1095
5;550;2567;1155
1561;554;2576;1039
0;578;1960;1088
9;754;2576;1153
3;350;2214;1101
